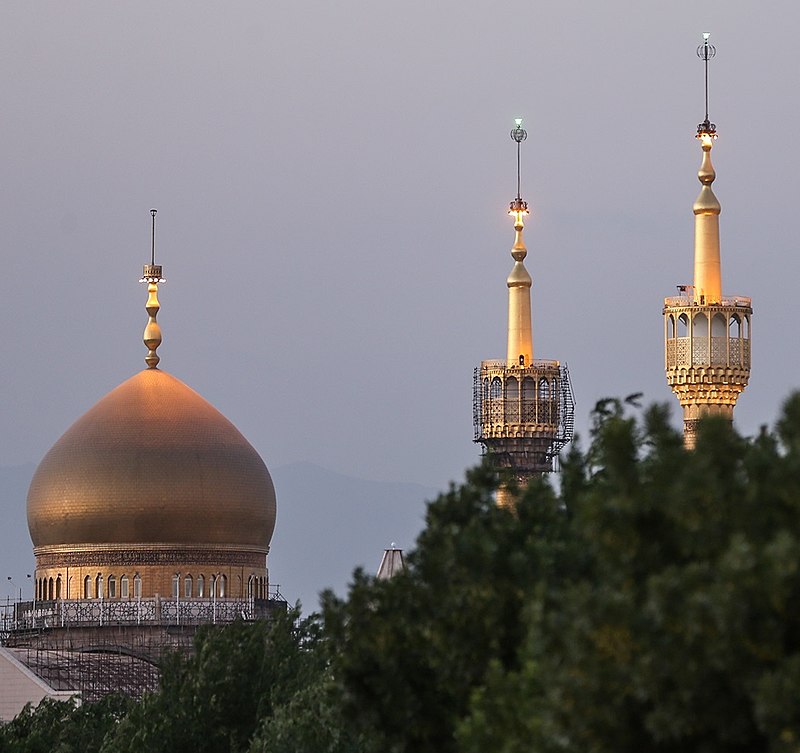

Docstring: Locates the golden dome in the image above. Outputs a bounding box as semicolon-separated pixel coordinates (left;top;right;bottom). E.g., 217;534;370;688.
27;368;276;553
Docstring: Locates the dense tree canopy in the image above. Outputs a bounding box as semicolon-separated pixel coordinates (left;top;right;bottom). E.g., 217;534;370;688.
324;396;800;753
4;396;800;753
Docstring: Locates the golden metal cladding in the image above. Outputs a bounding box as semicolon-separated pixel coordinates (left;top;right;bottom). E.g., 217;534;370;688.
27;368;276;552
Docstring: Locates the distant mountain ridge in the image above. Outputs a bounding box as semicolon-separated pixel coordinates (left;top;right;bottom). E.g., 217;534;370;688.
269;462;435;612
0;462;436;612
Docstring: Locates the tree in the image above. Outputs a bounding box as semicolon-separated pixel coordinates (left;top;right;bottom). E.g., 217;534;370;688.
101;611;331;753
326;396;800;753
322;460;581;753
0;694;131;753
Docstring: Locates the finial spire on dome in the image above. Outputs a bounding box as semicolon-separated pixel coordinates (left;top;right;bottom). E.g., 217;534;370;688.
692;34;722;304
506;118;533;366
140;209;166;369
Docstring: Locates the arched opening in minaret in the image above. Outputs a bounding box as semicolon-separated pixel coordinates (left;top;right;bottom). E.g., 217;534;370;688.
711;313;727;364
83;576;91;599
667;314;675;339
95;574;103;599
56;576;61;600
198;574;205;597
185;575;193;598
133;574;142;599
539;378;552;423
693;312;708;334
522;377;535;421
539;378;550;399
108;575;117;598
729;314;741;338
692;313;709;365
489;377;503;423
172;575;179;598
120;575;129;598
678;314;689;337
47;578;53;600
743;316;750;339
506;377;519;422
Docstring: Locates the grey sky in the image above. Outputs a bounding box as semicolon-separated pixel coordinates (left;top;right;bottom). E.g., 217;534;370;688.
1;0;796;501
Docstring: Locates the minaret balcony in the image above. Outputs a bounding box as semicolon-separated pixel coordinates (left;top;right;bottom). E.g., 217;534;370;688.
473;359;563;440
664;297;752;371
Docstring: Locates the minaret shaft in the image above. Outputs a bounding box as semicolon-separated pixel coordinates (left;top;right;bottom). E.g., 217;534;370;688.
506;221;533;366
692;139;722;303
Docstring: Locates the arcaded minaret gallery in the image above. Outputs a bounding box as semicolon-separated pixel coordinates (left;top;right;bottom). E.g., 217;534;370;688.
663;35;752;447
473;121;574;506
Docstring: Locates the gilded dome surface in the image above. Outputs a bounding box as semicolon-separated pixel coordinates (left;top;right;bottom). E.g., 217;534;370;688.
27;368;276;551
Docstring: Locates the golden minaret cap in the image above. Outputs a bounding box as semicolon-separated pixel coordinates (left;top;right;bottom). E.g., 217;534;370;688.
139;208;166;369
506;118;533;367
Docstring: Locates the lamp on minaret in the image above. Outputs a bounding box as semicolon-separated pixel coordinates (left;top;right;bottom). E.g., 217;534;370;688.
663;34;752;448
473;119;574;507
140;209;166;369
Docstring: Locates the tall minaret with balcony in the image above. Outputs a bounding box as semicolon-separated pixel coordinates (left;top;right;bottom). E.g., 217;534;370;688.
664;34;752;447
473;120;574;506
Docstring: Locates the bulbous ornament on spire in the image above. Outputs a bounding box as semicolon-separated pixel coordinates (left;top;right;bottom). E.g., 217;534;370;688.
140;209;166;368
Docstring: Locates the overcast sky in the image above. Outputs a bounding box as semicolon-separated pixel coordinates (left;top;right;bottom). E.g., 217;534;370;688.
1;1;796;499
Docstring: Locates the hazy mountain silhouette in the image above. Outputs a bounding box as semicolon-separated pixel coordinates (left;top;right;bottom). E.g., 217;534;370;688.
269;462;434;612
0;462;435;612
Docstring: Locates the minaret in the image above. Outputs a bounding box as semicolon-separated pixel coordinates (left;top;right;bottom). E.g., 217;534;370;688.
473;120;574;506
664;34;752;447
140;208;166;368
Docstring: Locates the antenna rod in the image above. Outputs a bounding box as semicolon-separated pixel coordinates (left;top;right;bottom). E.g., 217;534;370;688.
150;209;157;266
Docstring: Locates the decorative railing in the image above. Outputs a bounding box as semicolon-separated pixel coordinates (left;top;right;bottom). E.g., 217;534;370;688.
2;595;286;631
663;295;751;309
479;359;561;372
666;336;751;369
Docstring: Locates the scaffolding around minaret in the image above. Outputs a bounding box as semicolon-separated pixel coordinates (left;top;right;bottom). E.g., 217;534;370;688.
473;359;574;474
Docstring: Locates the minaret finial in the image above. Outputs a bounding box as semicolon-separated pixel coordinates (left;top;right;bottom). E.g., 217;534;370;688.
139;209;166;369
696;32;717;138
509;118;529;218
